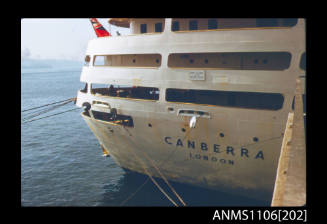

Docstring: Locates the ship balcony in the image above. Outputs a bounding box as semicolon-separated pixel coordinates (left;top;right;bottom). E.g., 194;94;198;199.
76;82;160;108
106;18;304;37
80;65;163;87
86;22;304;58
79;54;301;94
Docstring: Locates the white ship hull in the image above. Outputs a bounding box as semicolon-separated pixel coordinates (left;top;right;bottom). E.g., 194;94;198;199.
80;101;286;200
76;18;305;201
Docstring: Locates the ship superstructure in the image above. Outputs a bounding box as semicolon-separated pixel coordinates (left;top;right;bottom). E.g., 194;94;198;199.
75;18;306;200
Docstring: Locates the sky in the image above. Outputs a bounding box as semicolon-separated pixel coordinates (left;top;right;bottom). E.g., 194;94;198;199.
21;18;130;61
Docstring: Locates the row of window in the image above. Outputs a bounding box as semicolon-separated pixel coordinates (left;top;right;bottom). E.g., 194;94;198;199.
172;19;219;31
138;18;298;33
85;84;285;111
141;22;163;33
85;52;306;71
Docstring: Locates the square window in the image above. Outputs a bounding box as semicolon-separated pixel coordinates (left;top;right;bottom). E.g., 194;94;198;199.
208;19;218;29
172;21;180;31
189;20;198;30
140;24;147;33
281;18;298;27
155;23;162;32
93;56;105;66
256;19;279;27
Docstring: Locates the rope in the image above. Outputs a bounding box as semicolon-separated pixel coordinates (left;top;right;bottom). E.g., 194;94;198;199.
21;70;81;75
181;117;283;156
240;135;283;149
21;108;80;124
119;127;179;206
146;173;179;206
119;178;150;206
132;151;179;207
121;126;184;206
21;98;76;112
141;151;187;206
122;117;280;206
120;116;282;206
22;100;74;121
21;97;78;124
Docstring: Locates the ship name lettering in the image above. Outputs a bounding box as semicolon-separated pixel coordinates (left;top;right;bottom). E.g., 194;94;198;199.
164;136;172;145
190;153;234;165
165;137;264;160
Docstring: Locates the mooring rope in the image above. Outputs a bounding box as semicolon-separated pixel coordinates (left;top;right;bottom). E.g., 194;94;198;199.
22;100;74;121
119;178;150;206
21;97;78;124
123;126;186;207
119;127;179;206
21;70;81;75
141;151;187;206
21;98;76;112
129;147;179;206
22;108;80;124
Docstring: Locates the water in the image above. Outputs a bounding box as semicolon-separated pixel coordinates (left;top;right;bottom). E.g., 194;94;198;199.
21;61;270;206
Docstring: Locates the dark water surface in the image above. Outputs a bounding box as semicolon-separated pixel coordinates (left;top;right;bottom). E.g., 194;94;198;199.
21;65;270;206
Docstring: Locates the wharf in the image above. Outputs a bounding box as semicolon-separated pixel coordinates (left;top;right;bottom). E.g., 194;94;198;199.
271;78;306;206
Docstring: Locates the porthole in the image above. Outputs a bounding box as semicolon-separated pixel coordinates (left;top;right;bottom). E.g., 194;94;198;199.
167;107;174;112
84;55;90;66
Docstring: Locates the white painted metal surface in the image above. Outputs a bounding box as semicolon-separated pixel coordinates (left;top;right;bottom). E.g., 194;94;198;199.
75;18;305;200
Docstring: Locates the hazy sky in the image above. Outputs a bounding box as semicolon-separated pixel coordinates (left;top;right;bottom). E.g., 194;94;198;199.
21;18;130;61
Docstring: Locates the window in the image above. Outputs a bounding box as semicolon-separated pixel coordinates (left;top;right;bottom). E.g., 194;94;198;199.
256;18;298;27
155;23;163;32
140;24;147;33
208;19;218;29
93;54;161;68
91;83;108;95
166;89;284;110
91;84;159;101
93;56;106;66
172;21;180;31
171;18;298;32
91;110;134;127
281;18;298;27
168;52;292;70
256;19;279;27
300;52;306;71
189;20;198;30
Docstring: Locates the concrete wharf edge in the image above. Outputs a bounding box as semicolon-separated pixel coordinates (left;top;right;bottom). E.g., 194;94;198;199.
271;78;306;206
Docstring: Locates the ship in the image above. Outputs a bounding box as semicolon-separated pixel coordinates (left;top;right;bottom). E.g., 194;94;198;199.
75;18;306;201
